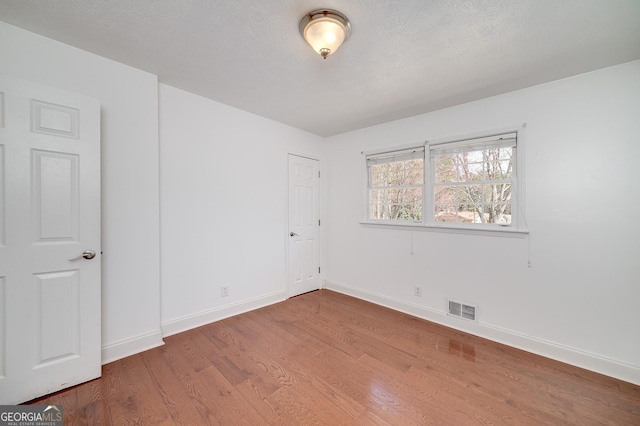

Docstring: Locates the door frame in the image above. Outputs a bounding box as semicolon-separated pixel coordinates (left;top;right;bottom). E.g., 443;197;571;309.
286;151;322;298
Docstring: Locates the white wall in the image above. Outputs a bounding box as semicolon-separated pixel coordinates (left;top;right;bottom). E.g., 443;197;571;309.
324;60;640;384
0;21;163;362
159;84;323;335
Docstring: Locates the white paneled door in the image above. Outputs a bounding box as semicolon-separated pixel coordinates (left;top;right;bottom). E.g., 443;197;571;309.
288;155;321;297
0;75;101;404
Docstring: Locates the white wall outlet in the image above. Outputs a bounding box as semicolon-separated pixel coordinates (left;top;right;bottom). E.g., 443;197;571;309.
414;286;422;297
221;286;229;297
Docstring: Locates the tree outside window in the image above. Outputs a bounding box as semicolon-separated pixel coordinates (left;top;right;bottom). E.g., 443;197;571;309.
433;145;513;225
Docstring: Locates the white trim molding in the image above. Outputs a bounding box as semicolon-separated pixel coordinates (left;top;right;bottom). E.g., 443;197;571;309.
101;330;164;365
324;280;640;386
161;290;287;338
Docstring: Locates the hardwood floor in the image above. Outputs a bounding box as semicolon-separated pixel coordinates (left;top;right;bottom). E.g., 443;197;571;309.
30;290;640;424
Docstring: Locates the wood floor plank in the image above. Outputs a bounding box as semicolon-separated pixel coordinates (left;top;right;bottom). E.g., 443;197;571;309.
117;353;176;425
26;289;640;425
196;365;265;425
267;385;333;425
240;310;368;421
80;398;109;426
168;333;264;425
408;339;566;422
214;319;298;391
139;347;206;426
219;308;361;422
357;353;476;425
233;377;283;423
101;359;142;425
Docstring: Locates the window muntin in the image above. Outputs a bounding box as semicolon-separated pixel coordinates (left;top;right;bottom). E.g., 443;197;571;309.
367;148;424;222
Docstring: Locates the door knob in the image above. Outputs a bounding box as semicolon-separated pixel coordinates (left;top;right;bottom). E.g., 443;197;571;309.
68;249;96;262
290;232;299;237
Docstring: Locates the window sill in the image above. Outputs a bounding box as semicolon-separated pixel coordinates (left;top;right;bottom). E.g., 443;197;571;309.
359;221;529;238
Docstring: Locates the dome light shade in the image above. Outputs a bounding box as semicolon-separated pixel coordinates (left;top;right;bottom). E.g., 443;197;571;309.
299;9;351;59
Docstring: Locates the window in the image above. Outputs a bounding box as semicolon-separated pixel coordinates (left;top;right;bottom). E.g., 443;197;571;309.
364;128;524;233
429;133;517;227
366;147;424;222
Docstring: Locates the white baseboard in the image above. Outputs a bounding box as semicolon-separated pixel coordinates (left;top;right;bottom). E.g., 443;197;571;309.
101;329;164;365
161;290;288;338
325;280;640;386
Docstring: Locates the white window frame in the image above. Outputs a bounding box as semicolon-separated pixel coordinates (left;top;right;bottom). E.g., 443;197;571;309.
361;125;527;236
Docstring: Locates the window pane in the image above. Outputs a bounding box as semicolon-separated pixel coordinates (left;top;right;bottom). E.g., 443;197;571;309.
489;160;512;179
453;151;484;182
497;147;512;161
457;207;482;223
367;151;424;222
371;187;423;219
374;173;387;187
434;205;456;222
369;204;384;220
434;186;456;204
466;149;483;163
483;184;511;203
485;203;511;224
404;187;422;204
404;165;424;185
387;188;403;203
388;168;404;185
465;162;484;180
435;157;456;183
377;204;392;220
457;185;482;205
406;159;423;170
398;203;422;221
371;163;388;174
390;204;403;219
484;149;512;180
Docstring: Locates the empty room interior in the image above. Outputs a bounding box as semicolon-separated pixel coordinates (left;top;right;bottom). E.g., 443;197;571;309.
0;0;639;424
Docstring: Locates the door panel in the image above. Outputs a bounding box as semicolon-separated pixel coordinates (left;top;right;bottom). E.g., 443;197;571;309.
33;150;79;242
0;74;101;404
31;100;79;139
34;270;80;365
288;155;320;297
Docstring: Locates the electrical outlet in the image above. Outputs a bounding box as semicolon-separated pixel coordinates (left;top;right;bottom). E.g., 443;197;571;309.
221;286;229;297
414;286;422;297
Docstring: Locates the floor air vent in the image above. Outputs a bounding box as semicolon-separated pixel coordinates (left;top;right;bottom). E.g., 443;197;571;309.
448;300;476;321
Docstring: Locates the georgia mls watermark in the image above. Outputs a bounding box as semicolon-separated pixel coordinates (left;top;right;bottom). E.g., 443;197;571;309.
0;405;63;426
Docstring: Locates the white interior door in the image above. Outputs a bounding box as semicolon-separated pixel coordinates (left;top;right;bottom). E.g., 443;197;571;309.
0;74;101;404
287;155;321;297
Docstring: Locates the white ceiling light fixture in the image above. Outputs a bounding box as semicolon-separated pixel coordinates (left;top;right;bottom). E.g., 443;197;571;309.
299;9;351;59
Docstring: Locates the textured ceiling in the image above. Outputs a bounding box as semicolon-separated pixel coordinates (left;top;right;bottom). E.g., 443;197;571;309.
1;0;639;137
